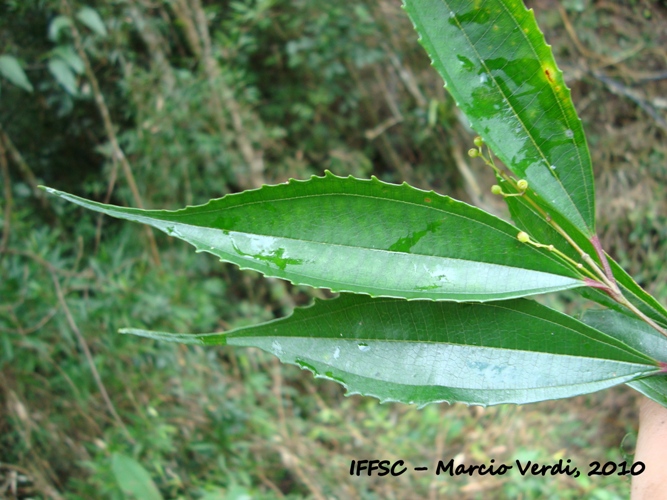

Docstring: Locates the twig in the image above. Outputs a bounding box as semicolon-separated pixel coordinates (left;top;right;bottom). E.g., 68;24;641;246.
0;133;12;257
557;4;613;65
364;116;403;141
385;47;428;108
169;0;202;59
3;249;80;277
0;121;48;208
128;1;175;91
428;424;445;500
60;0;161;266
49;271;135;444
190;0;266;188
254;467;285;498
0;461;65;500
0;306;59;335
94;139;118;255
346;61;413;180
591;69;667;133
451;146;485;210
270;359;325;499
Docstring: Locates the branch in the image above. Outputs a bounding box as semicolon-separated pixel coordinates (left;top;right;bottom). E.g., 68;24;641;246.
0;133;12;256
49;271;135;444
190;0;266;188
0;121;48;209
59;0;161;266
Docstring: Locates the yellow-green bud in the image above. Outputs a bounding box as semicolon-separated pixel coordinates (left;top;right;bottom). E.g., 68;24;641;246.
517;179;529;190
473;136;484;148
468;148;479;158
491;185;503;195
517;231;530;243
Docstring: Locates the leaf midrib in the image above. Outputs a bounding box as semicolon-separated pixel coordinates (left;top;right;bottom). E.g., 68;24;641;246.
231;298;655;364
157;190;575;273
438;0;592;233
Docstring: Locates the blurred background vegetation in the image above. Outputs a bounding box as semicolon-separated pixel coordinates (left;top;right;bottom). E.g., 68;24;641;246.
1;0;666;498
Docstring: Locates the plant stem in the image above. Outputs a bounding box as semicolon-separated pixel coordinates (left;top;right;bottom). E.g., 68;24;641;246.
60;0;161;267
476;146;667;338
613;292;667;337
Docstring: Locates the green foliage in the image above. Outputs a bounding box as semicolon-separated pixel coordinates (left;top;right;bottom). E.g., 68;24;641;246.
44;173;584;301
126;294;658;406
0;54;33;92
111;453;163;500
42;0;667;410
404;0;595;236
76;6;107;37
3;0;667;497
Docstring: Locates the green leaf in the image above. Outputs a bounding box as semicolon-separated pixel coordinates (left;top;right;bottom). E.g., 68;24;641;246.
111;453;163;500
48;16;73;42
581;309;667;408
403;0;595;236
627;377;667;409
122;294;659;406
48;58;78;95
52;45;85;74
0;55;33;92
76;6;108;37
43;173;585;302
582;309;667;360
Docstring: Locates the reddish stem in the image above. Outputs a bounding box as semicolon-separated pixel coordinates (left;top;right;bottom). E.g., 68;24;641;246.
591;235;615;285
584;277;612;294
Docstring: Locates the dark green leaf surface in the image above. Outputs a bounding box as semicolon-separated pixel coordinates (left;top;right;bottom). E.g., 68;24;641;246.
582;309;667;407
403;0;595;235
123;294;658;406
42;173;585;301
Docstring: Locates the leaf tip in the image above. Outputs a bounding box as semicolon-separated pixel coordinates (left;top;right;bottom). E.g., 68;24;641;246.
40;185;60;196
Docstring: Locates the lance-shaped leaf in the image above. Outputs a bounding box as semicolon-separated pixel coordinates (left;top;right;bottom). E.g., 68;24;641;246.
582;309;667;408
43;173;584;302
403;0;595;236
122;294;659;406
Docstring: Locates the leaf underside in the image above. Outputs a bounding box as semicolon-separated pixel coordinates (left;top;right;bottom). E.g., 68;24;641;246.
403;0;595;236
582;309;667;408
123;294;658;407
42;173;584;302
